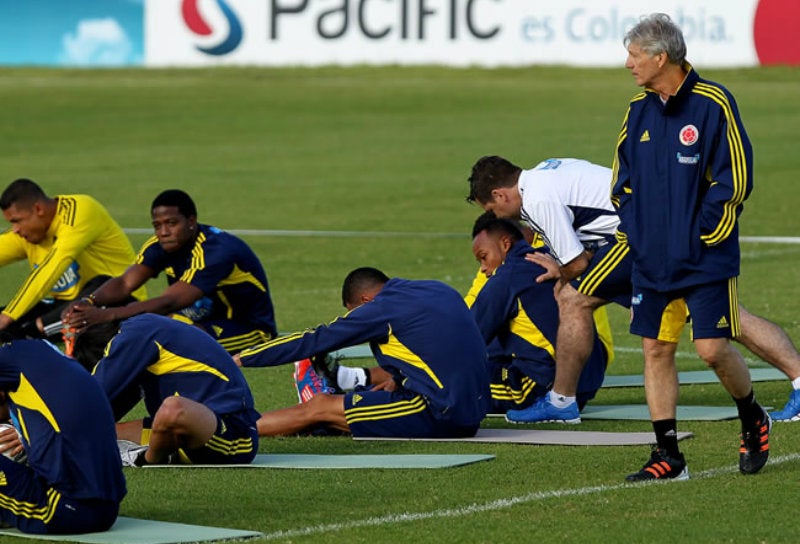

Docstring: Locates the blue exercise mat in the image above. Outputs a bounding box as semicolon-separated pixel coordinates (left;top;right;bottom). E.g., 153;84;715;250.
582;404;739;421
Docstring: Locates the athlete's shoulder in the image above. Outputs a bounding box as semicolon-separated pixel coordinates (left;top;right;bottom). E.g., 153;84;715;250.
118;314;167;342
505;244;547;279
198;224;232;240
197;224;238;249
199;224;255;253
56;194;114;229
628;90;649;105
136;234;164;262
691;76;739;112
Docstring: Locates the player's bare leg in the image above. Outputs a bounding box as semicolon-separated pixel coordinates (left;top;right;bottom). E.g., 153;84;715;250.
257;394;349;436
642;338;680;421
552;284;606;398
115;420;144;443
736;305;800;380
695;336;771;473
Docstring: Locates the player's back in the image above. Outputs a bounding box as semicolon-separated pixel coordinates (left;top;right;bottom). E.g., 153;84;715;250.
96;314;258;419
369;278;490;426
520;158;620;239
0;340;126;501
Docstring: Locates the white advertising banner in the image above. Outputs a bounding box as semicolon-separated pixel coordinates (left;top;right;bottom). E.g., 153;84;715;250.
145;0;778;68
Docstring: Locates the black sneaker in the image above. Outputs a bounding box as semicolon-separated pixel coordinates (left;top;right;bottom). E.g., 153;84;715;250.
625;448;689;482
310;352;343;393
739;407;772;475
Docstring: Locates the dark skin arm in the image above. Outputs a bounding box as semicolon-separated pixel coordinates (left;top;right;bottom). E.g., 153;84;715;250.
62;263;204;332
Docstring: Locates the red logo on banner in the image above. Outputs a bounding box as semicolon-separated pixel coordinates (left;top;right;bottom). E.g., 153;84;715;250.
754;0;800;65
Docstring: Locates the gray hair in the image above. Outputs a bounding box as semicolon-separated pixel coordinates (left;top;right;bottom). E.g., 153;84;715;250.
624;13;686;65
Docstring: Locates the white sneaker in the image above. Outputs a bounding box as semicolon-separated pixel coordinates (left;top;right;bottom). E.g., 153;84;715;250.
117;439;148;467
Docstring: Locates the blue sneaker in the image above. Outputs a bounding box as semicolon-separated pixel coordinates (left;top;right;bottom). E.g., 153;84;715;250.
769;389;800;422
293;359;333;403
505;395;581;424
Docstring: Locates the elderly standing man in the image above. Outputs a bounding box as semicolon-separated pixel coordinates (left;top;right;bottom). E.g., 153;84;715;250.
612;13;771;481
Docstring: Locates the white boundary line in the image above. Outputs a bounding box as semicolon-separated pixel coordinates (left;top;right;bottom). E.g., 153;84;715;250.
741;236;800;245
122;228;466;239
123;229;800;243
260;453;800;540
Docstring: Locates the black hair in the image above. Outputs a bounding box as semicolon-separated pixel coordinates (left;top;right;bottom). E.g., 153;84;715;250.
151;189;197;219
341;267;389;308
471;211;524;242
72;321;122;373
0;179;47;211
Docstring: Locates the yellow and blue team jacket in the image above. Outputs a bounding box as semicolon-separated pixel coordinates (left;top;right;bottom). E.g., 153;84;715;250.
91;314;260;426
136;224;277;338
240;278;491;428
612;64;752;291
0;340;126;502
0;195;146;320
470;241;607;396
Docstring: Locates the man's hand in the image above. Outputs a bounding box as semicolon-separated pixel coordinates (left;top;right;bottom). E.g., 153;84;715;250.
60;299;89;322
369;378;398;392
63;304;114;333
525;252;562;283
0;424;24;461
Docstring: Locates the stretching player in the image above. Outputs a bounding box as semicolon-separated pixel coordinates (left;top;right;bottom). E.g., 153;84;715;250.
237;267;490;438
73;314;260;466
0;337;125;534
467;155;800;423
63;189;277;353
0;178;145;340
469;213;608;416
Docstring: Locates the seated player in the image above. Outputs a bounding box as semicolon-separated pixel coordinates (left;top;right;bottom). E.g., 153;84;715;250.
0;337;125;534
468;213;608;419
63;189;277;353
236;267;491;438
0;178;145;341
73;314;260;466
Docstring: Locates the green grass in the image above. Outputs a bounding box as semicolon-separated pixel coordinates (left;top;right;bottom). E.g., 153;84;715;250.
0;65;799;543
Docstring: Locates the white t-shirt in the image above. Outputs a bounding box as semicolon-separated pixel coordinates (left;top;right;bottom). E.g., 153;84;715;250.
518;158;620;265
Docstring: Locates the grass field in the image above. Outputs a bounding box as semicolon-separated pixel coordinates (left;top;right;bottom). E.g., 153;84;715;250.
0;65;799;543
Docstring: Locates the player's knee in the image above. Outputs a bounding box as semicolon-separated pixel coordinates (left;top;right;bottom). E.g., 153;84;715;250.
153;397;189;429
558;288;594;313
305;393;344;419
695;340;733;368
